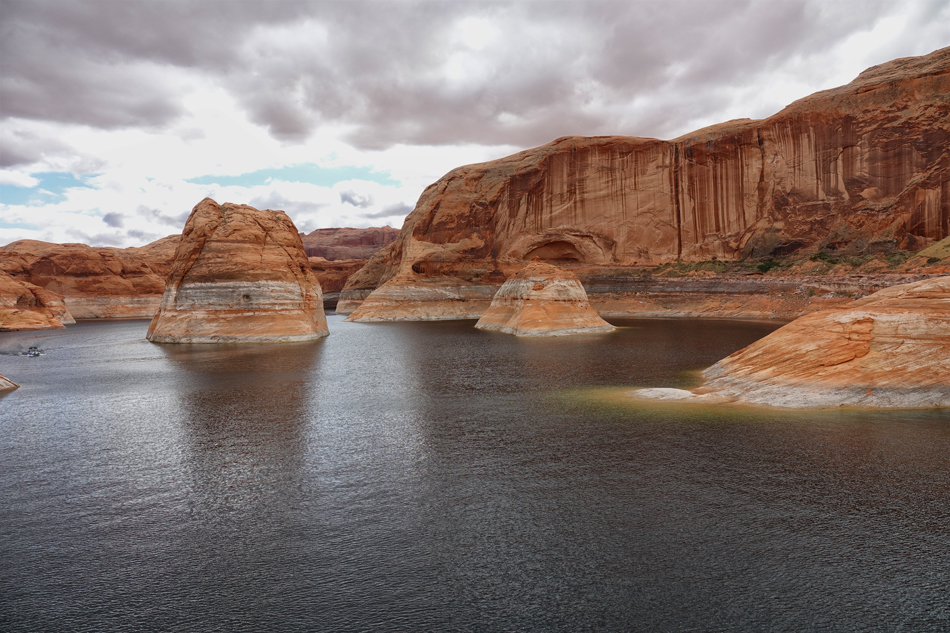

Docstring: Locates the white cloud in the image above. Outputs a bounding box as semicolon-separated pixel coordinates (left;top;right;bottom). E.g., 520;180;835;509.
1;0;948;248
0;170;39;188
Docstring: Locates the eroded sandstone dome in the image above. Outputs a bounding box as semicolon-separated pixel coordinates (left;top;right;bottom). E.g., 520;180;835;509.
475;262;615;336
695;276;950;408
146;199;328;343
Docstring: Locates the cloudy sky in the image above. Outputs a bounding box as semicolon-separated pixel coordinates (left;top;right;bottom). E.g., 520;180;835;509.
1;0;948;248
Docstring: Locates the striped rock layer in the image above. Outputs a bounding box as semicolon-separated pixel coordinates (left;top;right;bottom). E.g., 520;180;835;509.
340;47;950;319
475;262;614;337
696;276;950;408
147;199;328;343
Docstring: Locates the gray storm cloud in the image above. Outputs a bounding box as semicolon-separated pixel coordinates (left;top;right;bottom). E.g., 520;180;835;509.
2;0;948;168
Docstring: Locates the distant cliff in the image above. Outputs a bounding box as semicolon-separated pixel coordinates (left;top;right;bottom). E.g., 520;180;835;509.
342;46;950;314
0;237;179;319
301;226;398;260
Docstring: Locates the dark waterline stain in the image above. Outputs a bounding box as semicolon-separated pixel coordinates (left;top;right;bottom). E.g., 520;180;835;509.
1;317;948;632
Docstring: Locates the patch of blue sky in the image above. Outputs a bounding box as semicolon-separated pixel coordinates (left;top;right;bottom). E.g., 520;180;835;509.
0;172;96;207
187;163;399;188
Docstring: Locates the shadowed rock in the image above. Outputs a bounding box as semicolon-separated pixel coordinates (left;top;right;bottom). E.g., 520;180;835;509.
147;198;328;343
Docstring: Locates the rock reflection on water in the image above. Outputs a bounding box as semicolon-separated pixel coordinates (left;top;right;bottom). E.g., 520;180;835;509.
0;316;948;632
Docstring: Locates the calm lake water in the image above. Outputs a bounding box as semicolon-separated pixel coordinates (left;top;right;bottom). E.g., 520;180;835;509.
1;315;948;632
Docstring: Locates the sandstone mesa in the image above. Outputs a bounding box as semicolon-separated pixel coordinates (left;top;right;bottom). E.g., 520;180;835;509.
146;198;329;343
340;46;950;320
474;261;615;336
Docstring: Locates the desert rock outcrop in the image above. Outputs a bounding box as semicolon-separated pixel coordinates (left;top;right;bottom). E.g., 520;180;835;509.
146;198;328;343
637;276;950;408
0;373;18;391
342;47;950;319
475;262;614;336
0;270;74;331
345;274;496;321
0;235;179;318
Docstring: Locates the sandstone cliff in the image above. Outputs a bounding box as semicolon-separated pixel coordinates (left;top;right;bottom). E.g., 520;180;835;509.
474;262;614;336
636;276;950;409
341;46;950;319
0;235;179;318
147;198;329;343
0;270;74;331
301;226;398;260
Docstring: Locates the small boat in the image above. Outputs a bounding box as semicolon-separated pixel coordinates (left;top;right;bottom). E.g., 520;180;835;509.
26;347;41;357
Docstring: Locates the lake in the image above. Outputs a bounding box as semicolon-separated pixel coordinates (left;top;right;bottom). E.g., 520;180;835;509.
1;315;948;632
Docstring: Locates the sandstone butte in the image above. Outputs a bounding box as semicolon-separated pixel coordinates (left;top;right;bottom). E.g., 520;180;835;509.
633;276;950;409
473;261;615;336
339;46;950;320
0;269;75;331
0;373;18;391
0;235;179;320
146;198;329;343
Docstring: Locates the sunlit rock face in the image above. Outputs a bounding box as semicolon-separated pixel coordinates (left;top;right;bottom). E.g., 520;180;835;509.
0;270;74;331
0;236;179;319
695;276;950;408
0;373;18;391
341;47;950;318
147;199;328;343
475;262;614;337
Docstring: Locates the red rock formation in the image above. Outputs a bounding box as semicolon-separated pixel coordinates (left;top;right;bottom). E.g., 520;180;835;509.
301;226;398;260
308;258;367;293
474;262;614;336
0;373;18;391
147;198;328;343
635;276;950;408
342;47;950;319
0;236;179;318
0;270;74;331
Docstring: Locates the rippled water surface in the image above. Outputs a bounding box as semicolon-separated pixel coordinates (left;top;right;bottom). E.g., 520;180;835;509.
1;316;948;632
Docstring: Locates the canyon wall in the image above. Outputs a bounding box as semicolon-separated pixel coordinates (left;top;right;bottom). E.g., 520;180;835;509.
0;270;74;331
301;226;398;260
147;198;328;343
341;47;950;317
0;236;179;318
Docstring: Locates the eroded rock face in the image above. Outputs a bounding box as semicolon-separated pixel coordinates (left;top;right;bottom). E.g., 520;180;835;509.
343;47;950;318
475;262;614;336
345;275;496;321
147;199;328;343
690;276;950;408
0;235;179;318
0;373;18;391
301;226;398;260
0;270;75;331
